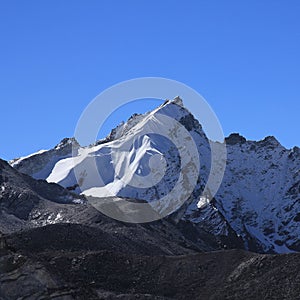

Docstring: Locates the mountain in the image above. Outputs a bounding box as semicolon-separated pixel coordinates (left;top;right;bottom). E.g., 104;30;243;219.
211;134;300;253
10;98;300;254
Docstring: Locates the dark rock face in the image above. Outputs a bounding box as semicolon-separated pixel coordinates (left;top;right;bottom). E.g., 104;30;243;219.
0;231;7;254
257;136;281;148
225;133;247;145
179;114;201;132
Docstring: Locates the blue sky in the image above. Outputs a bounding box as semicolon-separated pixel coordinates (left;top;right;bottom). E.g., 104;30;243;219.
0;1;299;160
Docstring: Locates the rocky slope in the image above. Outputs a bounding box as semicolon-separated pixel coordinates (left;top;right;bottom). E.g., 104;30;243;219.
2;230;300;300
0;158;85;233
10;98;300;253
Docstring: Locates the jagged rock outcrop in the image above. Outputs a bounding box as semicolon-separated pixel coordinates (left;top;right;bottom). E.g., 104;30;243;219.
225;133;247;145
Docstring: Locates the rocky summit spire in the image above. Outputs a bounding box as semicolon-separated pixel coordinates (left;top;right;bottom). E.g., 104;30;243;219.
172;96;184;106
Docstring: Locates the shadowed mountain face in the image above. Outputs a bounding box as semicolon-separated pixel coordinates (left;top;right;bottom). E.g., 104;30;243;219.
0;158;85;233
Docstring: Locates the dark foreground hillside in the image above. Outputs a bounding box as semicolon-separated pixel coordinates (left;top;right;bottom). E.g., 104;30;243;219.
1;158;300;299
1;223;300;300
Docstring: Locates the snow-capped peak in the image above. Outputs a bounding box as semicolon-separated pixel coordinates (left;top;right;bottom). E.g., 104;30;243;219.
9;98;300;253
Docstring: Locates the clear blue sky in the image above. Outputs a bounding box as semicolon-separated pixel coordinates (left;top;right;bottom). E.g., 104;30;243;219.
1;1;299;160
